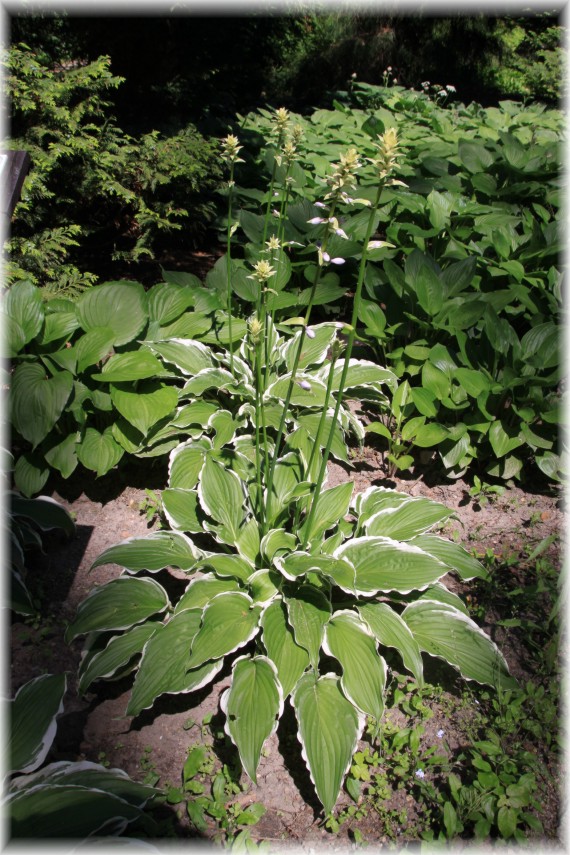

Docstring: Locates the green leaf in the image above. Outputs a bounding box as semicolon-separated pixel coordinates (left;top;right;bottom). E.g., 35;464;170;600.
198;454;247;540
74;327;115;373
147;280;195;324
146;339;215;375
221;656;283;783
76;427;124;477
489;421;523;458
364;497;452;540
402;600;517;690
8;674;66;773
76;281;148;346
358;602;424;686
5;280;44;348
128;610;224;716
292;672;364;816
285;584;332;670
78;622;157;694
93;349;165;382
11;364;73;449
301;481;353;543
335;536;449;594
186;592;261;671
324;611;386;722
458;140;495;174
162;488;202;533
497;806;518;839
175;575;241;613
410;535;489;580
261;599;309;698
91;530;200;572
13;453;49;498
65;576;169;642
44;432;79;479
11;494;75;537
110;381;178;435
169;440;209;489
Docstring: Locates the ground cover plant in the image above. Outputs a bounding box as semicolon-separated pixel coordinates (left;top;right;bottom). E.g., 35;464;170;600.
64;118;521;824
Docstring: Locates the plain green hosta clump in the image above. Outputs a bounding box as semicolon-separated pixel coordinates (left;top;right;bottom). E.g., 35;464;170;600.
67;123;517;818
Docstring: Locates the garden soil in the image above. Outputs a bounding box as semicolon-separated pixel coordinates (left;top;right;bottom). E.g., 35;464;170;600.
9;439;564;850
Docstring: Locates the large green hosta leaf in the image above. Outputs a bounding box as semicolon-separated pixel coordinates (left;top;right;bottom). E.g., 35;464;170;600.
285;584;331;670
221;656;283;783
8;674;66;774
402;600;517;689
364;496;452;540
65;577;169;642
300;481;353;543
110;381;178;435
186;592;261;671
292;672;364;816
76;427;124;477
76;281;148;346
4;280;44;353
127;609;224;716
145;338;215;375
78;622;157;694
334;536;449;595
198;454;247;540
11;364;73;449
410;534;489;580
92;349;166;382
323;611;386;723
261;599;309;698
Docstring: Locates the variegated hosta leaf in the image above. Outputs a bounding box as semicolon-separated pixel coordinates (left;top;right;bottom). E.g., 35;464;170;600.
145;338;215;375
364;496;453;540
78;622;157;694
301;480;353;544
292;672;364;816
193;553;253;582
261;529;297;563
186;592;262;671
353;486;410;524
235;517;261;565
276;552;356;593
221;656;283;783
198;454;247;541
9;674;66;774
281;322;339;372
127;609;224;716
410;534;489;580
317;359;397;395
285;584;331;670
65;577;169;643
209;409;240;449
161;488;202;533
323;611;386;722
248;569;280;604
183;367;240;396
174;574;242;613
334;536;449;595
414;582;470;615
90;531;201;572
358;602;424;686
169;438;211;489
265;374;329;408
261;599;309;699
401;600;517;690
295;413;349;462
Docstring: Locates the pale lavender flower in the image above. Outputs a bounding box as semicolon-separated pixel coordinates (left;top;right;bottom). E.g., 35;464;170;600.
298;380;312;391
305;328;316;339
437;729;445;739
415;769;425;779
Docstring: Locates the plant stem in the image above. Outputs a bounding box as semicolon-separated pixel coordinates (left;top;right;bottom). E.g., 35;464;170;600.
226;162;235;377
302;186;383;549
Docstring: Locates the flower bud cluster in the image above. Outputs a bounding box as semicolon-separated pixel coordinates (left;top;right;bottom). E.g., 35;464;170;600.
220;134;244;166
248;259;276;285
324;148;361;203
369;128;405;187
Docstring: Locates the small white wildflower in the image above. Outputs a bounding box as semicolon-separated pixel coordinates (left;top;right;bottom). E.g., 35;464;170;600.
437;729;445;739
415;769;425;779
298;380;311;391
315;201;327;209
305;328;316;339
446;84;456;92
334;227;349;239
322;251;345;265
387;66;392;72
308;217;327;225
367;240;394;251
393;78;398;84
438;89;447;98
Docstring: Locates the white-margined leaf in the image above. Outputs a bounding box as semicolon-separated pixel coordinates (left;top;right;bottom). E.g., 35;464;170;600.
358;602;424;686
276;552;356;593
410;534;489;580
317;359;397;394
193;553;253;582
9;674;66;774
281;323;340;371
65;577;169;642
78;622;157;694
186;592;261;671
198;454;247;540
261;599;309;698
364;496;453;540
323;610;386;722
169;438;211;489
414;582;470;614
161;488;202;533
248;569;280;604
183;367;239;396
261;529;297;563
146;338;215;375
334;536;449;595
221;655;283;783
285;584;331;670
174;574;242;613
266;374;329;408
292;672;364;816
353;485;410;524
402;600;517;689
127;609;223;716
91;531;201;572
301;481;353;543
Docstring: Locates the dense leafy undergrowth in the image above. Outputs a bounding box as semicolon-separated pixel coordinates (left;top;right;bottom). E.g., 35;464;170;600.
5;84;563;845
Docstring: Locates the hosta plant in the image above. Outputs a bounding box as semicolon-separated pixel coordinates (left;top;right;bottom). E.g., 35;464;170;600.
67;127;516;817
